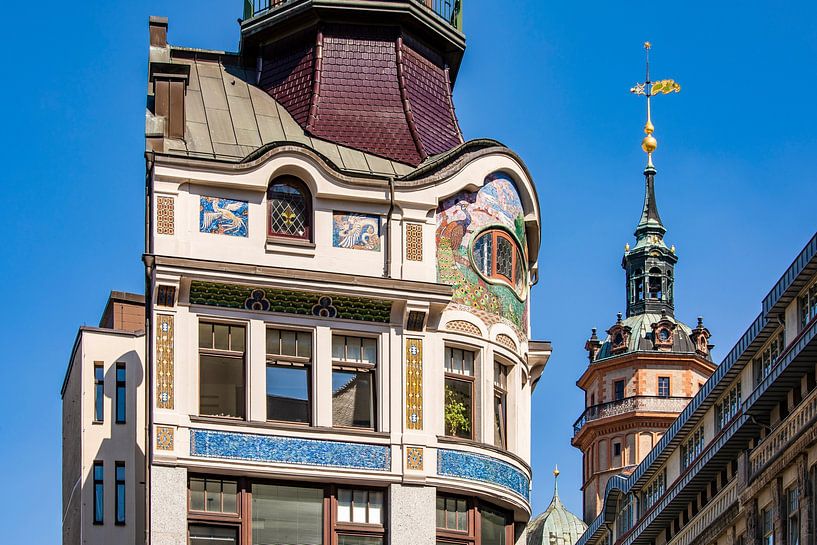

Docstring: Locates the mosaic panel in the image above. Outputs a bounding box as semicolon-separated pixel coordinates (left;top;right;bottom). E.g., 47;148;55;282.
156;196;174;235
405;223;423;261
436;172;528;334
406;447;424;470
333;211;381;251
190;429;391;471
200;196;248;237
406;338;423;430
156;314;174;409
446;320;482;337
437;448;530;501
189;280;392;323
156;426;174;451
496;333;518;352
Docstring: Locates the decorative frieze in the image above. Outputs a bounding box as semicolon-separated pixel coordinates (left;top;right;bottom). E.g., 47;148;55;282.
190;429;391;471
156;196;174;235
189;280;392;323
406;338;423;430
437;448;530;501
496;333;518;352
156;314;174;409
406;447;424;470
405;223;423;261
446;320;482;337
156;426;174;451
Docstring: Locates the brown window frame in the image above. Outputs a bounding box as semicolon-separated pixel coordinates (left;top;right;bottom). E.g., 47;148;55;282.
472;229;524;290
266;327;314;426
444;347;477;441
186;476;388;545
267;176;313;242
493;361;509;449
198;320;247;420
331;334;378;431
435;494;513;545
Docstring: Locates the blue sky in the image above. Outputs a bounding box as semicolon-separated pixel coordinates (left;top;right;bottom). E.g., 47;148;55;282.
2;1;816;542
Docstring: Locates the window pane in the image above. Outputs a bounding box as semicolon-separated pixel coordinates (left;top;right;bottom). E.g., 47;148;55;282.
473;233;492;275
456;499;467;531
117;386;126;423
352;489;367;523
189;525;238;545
252;484;323;545
267;365;310;423
281;330;297;357
369;491;383;525
481;507;507;545
267;328;281;355
494;392;506;448
362;338;377;364
347;338;362;362
200;355;245;418
436;497;444;528
116;483;126;523
496;235;513;279
332;335;345;360
269;182;308;238
199;323;211;348
94;483;104;523
231;326;245;352
95;366;104;381
213;324;229;350
95;383;104;422
94;464;104;481
444;378;473;439
338;537;383;545
116;465;126;481
116;366;126;382
223;481;238;514
338;489;352;523
206;479;221;512
299;332;313;359
332;370;373;428
190;478;205;511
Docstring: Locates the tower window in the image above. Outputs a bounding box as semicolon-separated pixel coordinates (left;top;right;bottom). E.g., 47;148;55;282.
658;377;670;397
614;380;626;401
633;269;644;303
267;177;311;240
648;267;663;300
472;229;525;294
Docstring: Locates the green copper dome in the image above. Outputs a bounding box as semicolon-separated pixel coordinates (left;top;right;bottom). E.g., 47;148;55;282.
527;473;587;545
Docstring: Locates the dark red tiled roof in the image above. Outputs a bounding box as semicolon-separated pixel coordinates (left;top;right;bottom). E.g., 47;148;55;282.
257;24;463;166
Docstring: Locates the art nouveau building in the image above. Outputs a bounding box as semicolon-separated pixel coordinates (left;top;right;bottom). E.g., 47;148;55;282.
61;1;551;544
576;233;817;545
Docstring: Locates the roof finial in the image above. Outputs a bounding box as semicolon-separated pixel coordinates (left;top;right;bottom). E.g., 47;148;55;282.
553;465;560;497
630;42;681;171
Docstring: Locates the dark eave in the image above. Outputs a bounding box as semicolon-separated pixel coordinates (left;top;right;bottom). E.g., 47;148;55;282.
762;232;817;318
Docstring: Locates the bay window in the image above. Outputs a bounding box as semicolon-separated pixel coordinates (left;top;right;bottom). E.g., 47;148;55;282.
332;335;377;429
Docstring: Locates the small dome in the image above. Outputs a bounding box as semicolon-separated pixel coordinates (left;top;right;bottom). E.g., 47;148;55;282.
593;312;711;362
527;472;586;545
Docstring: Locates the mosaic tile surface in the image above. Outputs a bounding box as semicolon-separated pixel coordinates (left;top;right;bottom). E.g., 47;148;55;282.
437;448;530;501
333;211;381;251
405;223;423;261
405;338;423;430
200;196;248;237
189;280;392;323
406;447;424;470
156;315;174;409
156;196;174;235
190;429;391;471
156;426;174;451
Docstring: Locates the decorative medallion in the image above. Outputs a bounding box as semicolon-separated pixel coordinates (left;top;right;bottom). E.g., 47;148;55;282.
438;448;530;501
190;429;391;471
156;314;174;409
406;338;423;430
156;196;174;235
406;447;424;470
496;333;518;352
156;426;174;451
446;320;482;337
333;212;381;251
199;196;248;237
405;223;423;261
189;280;391;323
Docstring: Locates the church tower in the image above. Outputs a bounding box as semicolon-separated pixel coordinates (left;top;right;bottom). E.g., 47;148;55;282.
571;44;717;523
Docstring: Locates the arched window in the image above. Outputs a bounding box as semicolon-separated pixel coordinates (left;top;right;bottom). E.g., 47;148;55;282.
666;269;674;304
633;269;644;303
267;177;311;240
648;267;663;300
472;229;525;293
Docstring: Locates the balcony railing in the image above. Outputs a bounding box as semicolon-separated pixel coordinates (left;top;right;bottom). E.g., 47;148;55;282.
748;385;817;478
574;396;693;436
667;478;738;545
244;0;463;30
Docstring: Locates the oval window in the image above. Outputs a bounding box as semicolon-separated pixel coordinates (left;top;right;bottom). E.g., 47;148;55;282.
471;229;526;295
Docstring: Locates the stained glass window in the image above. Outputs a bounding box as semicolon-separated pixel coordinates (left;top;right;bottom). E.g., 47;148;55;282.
268;177;311;239
471;230;524;293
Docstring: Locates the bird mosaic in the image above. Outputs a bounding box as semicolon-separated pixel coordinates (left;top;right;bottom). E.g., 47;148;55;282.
200;196;249;237
332;212;381;251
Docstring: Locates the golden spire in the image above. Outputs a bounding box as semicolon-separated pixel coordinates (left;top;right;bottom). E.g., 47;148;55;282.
630;42;681;169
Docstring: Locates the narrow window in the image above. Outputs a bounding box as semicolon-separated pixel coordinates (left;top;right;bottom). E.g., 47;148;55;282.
268;177;311;240
613;442;622;457
332;335;377;429
115;363;126;424
266;329;312;424
115;462;126;525
633;269;644;303
788;488;800;545
762;507;774;545
614;380;626;401
648;267;663;300
198;322;246;419
493;362;509;449
444;347;475;439
94;363;104;422
93;461;104;524
658;377;670;398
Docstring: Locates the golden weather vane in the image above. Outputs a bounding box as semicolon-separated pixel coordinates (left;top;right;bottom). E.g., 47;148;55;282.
630;42;681;169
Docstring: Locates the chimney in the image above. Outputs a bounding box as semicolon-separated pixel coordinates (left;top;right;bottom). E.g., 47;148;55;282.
149;16;168;48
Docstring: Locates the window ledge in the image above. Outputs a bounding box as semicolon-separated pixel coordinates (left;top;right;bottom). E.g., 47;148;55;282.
189;415;390;440
266;236;315;254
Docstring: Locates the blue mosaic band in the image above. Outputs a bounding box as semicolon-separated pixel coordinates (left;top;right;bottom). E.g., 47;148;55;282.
190;429;391;472
438;448;530;501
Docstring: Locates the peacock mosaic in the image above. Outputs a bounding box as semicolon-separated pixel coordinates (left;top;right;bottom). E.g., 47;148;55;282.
333;212;381;251
200;196;249;237
436;172;528;333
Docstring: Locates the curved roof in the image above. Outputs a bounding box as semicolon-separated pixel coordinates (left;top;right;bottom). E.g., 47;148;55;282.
527;475;587;545
594;312;710;362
